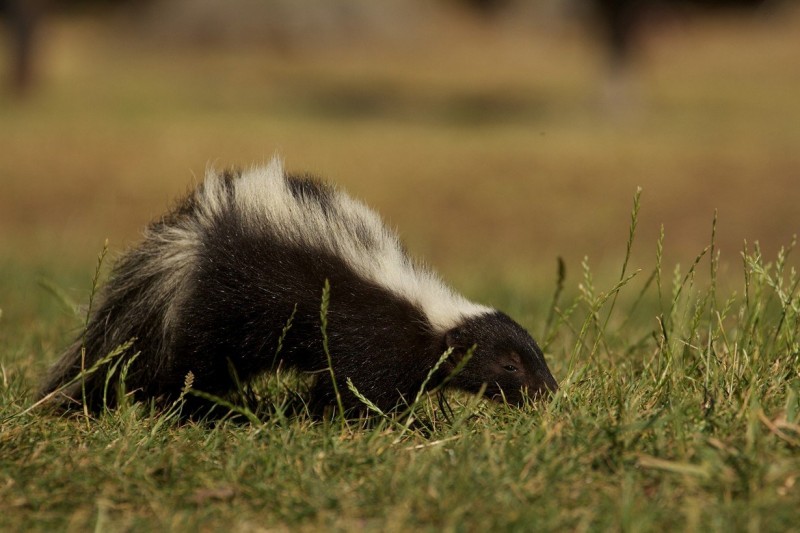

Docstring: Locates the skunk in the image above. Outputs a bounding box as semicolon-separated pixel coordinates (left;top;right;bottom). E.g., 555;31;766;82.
39;159;558;414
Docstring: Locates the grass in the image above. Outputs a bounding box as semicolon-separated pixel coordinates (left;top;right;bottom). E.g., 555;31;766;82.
2;190;799;531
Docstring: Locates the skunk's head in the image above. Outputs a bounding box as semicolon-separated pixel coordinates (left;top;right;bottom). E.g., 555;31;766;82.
441;311;558;404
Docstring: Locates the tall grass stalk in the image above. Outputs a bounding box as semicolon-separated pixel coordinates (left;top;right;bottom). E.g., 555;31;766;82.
80;239;109;420
320;279;347;425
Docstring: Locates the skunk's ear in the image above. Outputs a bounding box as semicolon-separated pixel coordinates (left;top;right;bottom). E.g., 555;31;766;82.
444;325;463;350
442;326;472;372
438;328;462;374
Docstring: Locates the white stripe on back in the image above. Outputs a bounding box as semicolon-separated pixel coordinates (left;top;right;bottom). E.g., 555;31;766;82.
200;157;491;333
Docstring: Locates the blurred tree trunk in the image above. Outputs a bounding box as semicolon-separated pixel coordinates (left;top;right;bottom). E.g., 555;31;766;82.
3;0;46;95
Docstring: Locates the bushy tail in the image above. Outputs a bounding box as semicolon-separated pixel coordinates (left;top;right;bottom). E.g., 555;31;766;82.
37;241;190;412
37;173;214;412
38;331;142;411
37;339;96;409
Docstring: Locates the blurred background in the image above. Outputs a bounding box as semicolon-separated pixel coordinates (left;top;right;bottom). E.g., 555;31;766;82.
1;0;799;298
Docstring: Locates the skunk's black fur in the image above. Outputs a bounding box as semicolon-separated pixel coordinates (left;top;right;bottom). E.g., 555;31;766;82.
39;160;558;414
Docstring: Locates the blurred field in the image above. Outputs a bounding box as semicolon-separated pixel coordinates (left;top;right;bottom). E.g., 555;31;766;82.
1;7;798;289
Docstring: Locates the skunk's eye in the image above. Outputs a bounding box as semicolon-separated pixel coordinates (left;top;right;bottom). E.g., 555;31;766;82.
503;365;518;373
